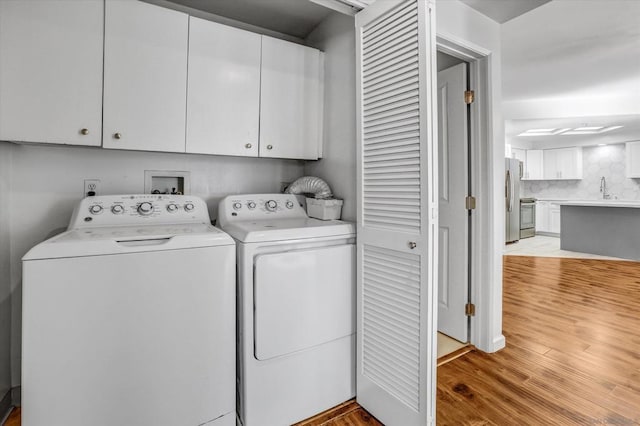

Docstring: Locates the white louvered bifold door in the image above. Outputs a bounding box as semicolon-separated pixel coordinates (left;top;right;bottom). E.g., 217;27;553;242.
355;1;438;425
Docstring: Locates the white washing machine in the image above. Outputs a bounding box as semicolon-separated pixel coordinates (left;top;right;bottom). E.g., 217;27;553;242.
218;194;356;426
22;194;236;426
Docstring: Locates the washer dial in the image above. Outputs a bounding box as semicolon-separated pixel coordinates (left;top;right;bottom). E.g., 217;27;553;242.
137;202;154;216
265;200;278;212
166;203;179;213
247;201;256;210
285;200;294;209
233;202;242;211
111;205;124;215
89;205;103;215
184;203;195;212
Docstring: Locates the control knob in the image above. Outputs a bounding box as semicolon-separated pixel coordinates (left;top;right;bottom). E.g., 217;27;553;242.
111;205;124;215
233;202;242;211
247;201;256;210
166;203;179;213
265;200;278;212
89;205;103;215
285;200;294;209
184;203;195;212
137;202;154;216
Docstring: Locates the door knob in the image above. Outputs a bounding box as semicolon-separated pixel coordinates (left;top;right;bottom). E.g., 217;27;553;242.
408;242;417;249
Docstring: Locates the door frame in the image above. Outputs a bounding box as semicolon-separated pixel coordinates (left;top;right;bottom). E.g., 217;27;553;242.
436;34;505;353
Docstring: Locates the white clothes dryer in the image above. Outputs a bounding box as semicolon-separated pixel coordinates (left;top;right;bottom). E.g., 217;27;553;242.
22;195;236;426
218;194;356;426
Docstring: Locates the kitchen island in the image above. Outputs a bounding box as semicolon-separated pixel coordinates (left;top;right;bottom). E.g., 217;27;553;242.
560;201;640;260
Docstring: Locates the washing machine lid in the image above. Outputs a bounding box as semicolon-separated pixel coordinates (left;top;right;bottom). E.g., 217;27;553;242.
23;223;234;260
222;218;355;243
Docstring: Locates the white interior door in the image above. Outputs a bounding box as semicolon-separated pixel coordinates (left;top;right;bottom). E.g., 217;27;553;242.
355;0;438;425
437;63;469;343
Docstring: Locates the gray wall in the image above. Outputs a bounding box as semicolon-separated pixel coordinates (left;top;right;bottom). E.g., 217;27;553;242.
304;12;356;222
0;143;11;406
4;142;304;388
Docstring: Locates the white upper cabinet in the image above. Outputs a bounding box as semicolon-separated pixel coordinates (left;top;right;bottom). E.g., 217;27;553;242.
103;0;188;153
260;36;323;160
625;142;640;178
0;0;103;146
543;147;582;180
525;149;543;180
186;17;261;157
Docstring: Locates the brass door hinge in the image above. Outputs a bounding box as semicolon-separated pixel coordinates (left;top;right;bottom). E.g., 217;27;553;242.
465;195;476;210
465;303;476;316
465;90;475;104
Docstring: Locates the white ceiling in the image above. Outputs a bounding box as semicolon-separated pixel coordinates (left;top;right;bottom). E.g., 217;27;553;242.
501;0;640;147
458;0;551;23
506;115;640;149
164;0;333;39
164;0;551;39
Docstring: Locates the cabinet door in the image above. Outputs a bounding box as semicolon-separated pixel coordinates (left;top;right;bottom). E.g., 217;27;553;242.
549;204;561;234
260;36;323;160
103;1;188;153
536;201;548;233
526;150;544;180
626;142;640;178
0;0;103;146
556;147;582;179
186;18;261;157
543;149;563;179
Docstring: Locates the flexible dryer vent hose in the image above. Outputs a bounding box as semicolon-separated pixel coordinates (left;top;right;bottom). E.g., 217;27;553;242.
284;176;333;199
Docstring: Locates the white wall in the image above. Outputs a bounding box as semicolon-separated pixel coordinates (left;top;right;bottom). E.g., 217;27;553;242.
304;12;356;222
437;0;505;352
0;143;12;406
6;142;304;387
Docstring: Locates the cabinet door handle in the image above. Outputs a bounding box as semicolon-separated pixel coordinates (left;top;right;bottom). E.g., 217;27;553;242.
245;143;252;149
408;242;417;249
114;132;122;140
267;144;273;150
80;128;89;135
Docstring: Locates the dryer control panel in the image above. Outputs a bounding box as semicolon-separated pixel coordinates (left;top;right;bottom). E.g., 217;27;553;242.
68;194;211;229
217;194;307;228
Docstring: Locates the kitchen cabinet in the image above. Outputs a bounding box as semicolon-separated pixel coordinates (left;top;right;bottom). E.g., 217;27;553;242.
0;0;103;146
103;0;188;153
260;36;323;160
625;142;640;178
543;147;582;180
536;201;561;235
524;150;543;180
186;17;261;157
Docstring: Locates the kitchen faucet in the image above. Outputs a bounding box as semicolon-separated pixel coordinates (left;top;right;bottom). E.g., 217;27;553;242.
600;176;610;199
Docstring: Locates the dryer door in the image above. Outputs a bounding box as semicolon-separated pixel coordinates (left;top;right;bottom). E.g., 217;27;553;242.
254;244;355;361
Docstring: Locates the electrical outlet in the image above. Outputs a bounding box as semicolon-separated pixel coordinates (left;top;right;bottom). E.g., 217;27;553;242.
84;179;100;197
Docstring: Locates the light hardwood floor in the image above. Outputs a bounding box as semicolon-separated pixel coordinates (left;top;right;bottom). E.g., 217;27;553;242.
5;256;640;425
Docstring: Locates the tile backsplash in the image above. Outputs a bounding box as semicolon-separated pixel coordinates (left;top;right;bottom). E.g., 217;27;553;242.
523;144;640;200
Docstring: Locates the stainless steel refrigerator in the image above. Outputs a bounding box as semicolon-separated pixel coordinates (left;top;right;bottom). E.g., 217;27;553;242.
505;158;522;243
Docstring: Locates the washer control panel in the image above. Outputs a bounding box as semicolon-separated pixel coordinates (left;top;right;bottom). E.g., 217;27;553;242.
69;194;211;229
217;194;307;228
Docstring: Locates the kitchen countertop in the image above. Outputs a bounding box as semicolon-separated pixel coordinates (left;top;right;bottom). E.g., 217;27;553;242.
559;200;640;208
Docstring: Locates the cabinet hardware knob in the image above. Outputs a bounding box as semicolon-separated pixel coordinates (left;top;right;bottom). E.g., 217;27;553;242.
80;128;89;135
267;144;273;150
245;143;252;149
408;241;417;249
114;133;122;140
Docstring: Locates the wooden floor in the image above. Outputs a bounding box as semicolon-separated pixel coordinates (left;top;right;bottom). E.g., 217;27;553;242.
5;256;640;425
